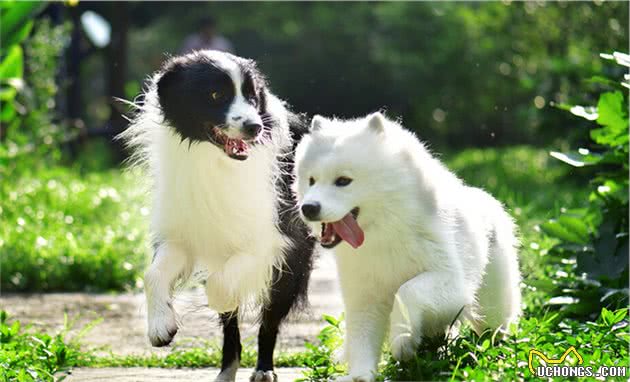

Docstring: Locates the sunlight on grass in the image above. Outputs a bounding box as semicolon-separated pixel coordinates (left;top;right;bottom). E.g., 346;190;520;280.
1;167;149;292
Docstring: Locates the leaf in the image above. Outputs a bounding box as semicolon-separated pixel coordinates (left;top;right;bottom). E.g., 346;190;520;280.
594;91;628;144
1;20;33;48
601;307;613;325
0;45;23;79
0;2;45;45
550;151;599;167
0;102;16;123
569;105;598;121
322;314;339;326
557;215;589;243
0;86;17;101
585;75;624;88
612;309;628;324
541;219;588;245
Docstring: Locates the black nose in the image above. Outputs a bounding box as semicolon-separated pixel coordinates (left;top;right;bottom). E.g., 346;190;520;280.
242;122;262;138
301;202;321;220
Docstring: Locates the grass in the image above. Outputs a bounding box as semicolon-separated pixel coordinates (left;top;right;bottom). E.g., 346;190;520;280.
1;145;581;293
1;165;148;292
380;308;628;381
0;311;88;382
2;145;628;381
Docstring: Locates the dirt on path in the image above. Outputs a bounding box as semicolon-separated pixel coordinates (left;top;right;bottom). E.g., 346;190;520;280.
0;254;343;356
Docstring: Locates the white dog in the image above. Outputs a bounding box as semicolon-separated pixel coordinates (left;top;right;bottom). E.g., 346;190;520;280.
293;112;521;382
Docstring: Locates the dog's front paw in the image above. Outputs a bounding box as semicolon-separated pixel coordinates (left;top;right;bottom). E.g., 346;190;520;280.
390;332;418;361
335;372;375;382
147;303;178;347
249;370;277;382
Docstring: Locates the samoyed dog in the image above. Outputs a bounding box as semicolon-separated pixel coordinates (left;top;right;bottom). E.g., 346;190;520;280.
293;112;521;382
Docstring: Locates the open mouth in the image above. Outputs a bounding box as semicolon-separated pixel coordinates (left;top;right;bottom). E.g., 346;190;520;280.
211;126;253;161
320;207;364;249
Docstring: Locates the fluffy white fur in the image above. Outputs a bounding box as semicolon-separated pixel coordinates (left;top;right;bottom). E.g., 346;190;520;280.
121;52;293;350
293;113;522;382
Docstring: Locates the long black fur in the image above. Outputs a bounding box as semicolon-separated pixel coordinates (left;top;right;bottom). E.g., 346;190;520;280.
153;51;316;379
220;113;316;376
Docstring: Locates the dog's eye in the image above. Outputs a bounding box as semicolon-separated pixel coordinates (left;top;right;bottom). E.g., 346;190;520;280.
309;177;315;186
210;91;223;101
334;177;353;187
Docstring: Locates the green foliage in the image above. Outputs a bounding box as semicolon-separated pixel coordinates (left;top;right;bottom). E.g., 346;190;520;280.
379;308;629;382
542;53;629;317
297;314;346;382
0;166;147;292
0;3;71;178
0;310;87;382
295;309;628;381
127;2;628;147
84;339;312;369
0;1;42;130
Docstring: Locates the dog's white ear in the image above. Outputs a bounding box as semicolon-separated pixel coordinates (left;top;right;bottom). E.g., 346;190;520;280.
310;115;326;132
367;112;386;134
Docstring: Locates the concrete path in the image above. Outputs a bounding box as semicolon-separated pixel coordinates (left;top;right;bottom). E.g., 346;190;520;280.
1;254;343;381
62;367;304;381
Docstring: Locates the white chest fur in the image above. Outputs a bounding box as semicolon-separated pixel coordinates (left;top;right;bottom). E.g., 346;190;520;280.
151;129;286;272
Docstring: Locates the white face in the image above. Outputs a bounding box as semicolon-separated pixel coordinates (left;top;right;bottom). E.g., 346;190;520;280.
293;113;389;245
210;52;263;139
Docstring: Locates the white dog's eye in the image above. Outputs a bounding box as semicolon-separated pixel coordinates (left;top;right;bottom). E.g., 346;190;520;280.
210;91;223;101
334;176;353;187
309;177;315;186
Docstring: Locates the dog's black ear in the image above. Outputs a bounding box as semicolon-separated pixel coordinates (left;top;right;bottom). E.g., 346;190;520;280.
366;112;386;134
156;64;183;115
310;115;326;132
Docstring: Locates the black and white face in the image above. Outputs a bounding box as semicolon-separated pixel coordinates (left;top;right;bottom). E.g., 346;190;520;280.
156;50;269;160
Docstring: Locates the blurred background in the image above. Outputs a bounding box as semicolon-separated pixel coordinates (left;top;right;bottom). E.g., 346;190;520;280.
3;1;628;163
1;0;628;314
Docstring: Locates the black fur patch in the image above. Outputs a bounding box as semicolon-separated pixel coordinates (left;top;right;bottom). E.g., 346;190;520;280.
155;51;316;376
156;51;267;145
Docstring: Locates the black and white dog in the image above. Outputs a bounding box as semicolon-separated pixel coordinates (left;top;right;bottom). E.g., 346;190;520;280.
121;50;316;382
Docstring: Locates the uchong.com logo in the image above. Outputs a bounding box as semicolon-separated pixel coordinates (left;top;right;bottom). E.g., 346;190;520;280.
528;346;627;378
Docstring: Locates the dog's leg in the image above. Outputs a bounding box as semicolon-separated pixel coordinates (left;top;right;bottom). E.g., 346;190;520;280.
389;271;472;361
251;251;313;382
145;242;191;347
471;227;521;334
215;311;241;382
336;295;393;382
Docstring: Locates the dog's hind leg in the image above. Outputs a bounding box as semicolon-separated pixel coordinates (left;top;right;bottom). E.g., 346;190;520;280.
251;248;313;382
215;311;241;382
145;242;191;347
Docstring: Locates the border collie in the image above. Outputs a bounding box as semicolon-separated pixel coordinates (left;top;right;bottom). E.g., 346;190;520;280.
293;113;521;382
120;50;315;382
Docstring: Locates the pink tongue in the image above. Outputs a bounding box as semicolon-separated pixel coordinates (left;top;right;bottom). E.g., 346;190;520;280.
224;139;248;156
331;213;365;249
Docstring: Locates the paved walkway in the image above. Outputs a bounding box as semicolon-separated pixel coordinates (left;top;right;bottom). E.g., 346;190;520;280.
62;367;305;382
1;254;343;381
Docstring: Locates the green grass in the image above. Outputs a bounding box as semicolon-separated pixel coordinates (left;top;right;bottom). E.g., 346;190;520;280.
0;145;582;293
293;308;629;382
1;166;148;292
2;145;627;381
0;311;89;382
81;339;309;369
